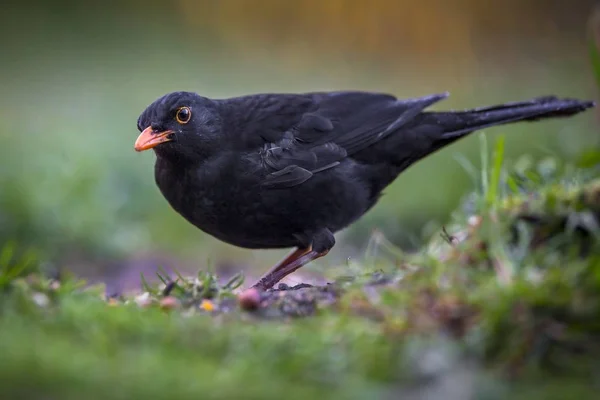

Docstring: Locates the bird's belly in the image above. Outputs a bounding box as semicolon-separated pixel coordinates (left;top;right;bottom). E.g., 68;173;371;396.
162;182;302;249
158;161;373;250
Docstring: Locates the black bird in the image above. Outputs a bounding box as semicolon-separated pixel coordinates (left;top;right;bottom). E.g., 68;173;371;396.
134;90;594;290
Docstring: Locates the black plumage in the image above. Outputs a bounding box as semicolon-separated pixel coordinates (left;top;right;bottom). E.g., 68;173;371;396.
134;90;594;290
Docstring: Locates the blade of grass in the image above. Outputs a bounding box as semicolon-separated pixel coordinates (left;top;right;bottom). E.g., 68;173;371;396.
140;272;154;293
0;242;15;273
171;267;186;283
479;133;489;199
487;135;506;210
155;270;169;287
453;153;479;188
222;272;245;291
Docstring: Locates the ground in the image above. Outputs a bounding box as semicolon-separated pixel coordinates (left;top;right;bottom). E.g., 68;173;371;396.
1;140;599;400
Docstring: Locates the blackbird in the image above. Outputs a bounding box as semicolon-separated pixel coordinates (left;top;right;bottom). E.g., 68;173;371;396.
134;90;594;290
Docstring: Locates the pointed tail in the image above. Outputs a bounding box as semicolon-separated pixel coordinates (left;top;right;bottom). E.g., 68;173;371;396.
433;96;595;139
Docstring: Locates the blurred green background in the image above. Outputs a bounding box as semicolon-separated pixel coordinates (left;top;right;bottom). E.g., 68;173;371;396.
0;0;597;290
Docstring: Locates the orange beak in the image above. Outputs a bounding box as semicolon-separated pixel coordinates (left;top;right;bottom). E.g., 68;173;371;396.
134;126;174;152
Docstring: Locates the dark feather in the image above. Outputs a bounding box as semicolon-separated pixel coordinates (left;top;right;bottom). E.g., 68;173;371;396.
262;165;313;188
218;91;595;189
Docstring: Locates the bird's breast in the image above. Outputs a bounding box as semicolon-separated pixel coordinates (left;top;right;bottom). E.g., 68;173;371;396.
154;156;297;248
153;155;375;250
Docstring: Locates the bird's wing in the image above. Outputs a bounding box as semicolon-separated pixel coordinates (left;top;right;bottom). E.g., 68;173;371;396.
292;91;448;154
225;91;449;188
260;138;349;188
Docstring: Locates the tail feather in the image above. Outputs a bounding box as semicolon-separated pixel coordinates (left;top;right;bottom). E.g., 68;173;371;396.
434;96;595;139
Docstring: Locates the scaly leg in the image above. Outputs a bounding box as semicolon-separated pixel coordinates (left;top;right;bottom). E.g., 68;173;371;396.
251;229;335;290
251;248;331;290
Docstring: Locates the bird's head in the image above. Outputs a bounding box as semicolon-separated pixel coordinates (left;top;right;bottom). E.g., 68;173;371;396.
135;91;222;161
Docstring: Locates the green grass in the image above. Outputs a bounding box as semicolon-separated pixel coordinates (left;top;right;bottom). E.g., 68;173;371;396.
1;141;599;399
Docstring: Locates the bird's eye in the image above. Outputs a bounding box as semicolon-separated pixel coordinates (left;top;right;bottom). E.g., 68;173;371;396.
175;107;191;124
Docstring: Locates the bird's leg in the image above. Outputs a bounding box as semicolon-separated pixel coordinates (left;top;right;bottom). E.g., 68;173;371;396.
251;249;328;291
254;247;312;283
251;229;335;290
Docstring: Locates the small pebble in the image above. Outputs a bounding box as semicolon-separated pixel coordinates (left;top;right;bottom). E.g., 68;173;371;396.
134;292;152;308
159;296;180;311
238;288;261;310
32;292;50;308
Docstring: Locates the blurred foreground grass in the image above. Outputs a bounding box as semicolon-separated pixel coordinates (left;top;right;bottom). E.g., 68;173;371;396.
1;142;599;399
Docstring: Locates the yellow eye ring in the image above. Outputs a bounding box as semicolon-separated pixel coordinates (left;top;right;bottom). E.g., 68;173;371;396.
175;107;191;124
